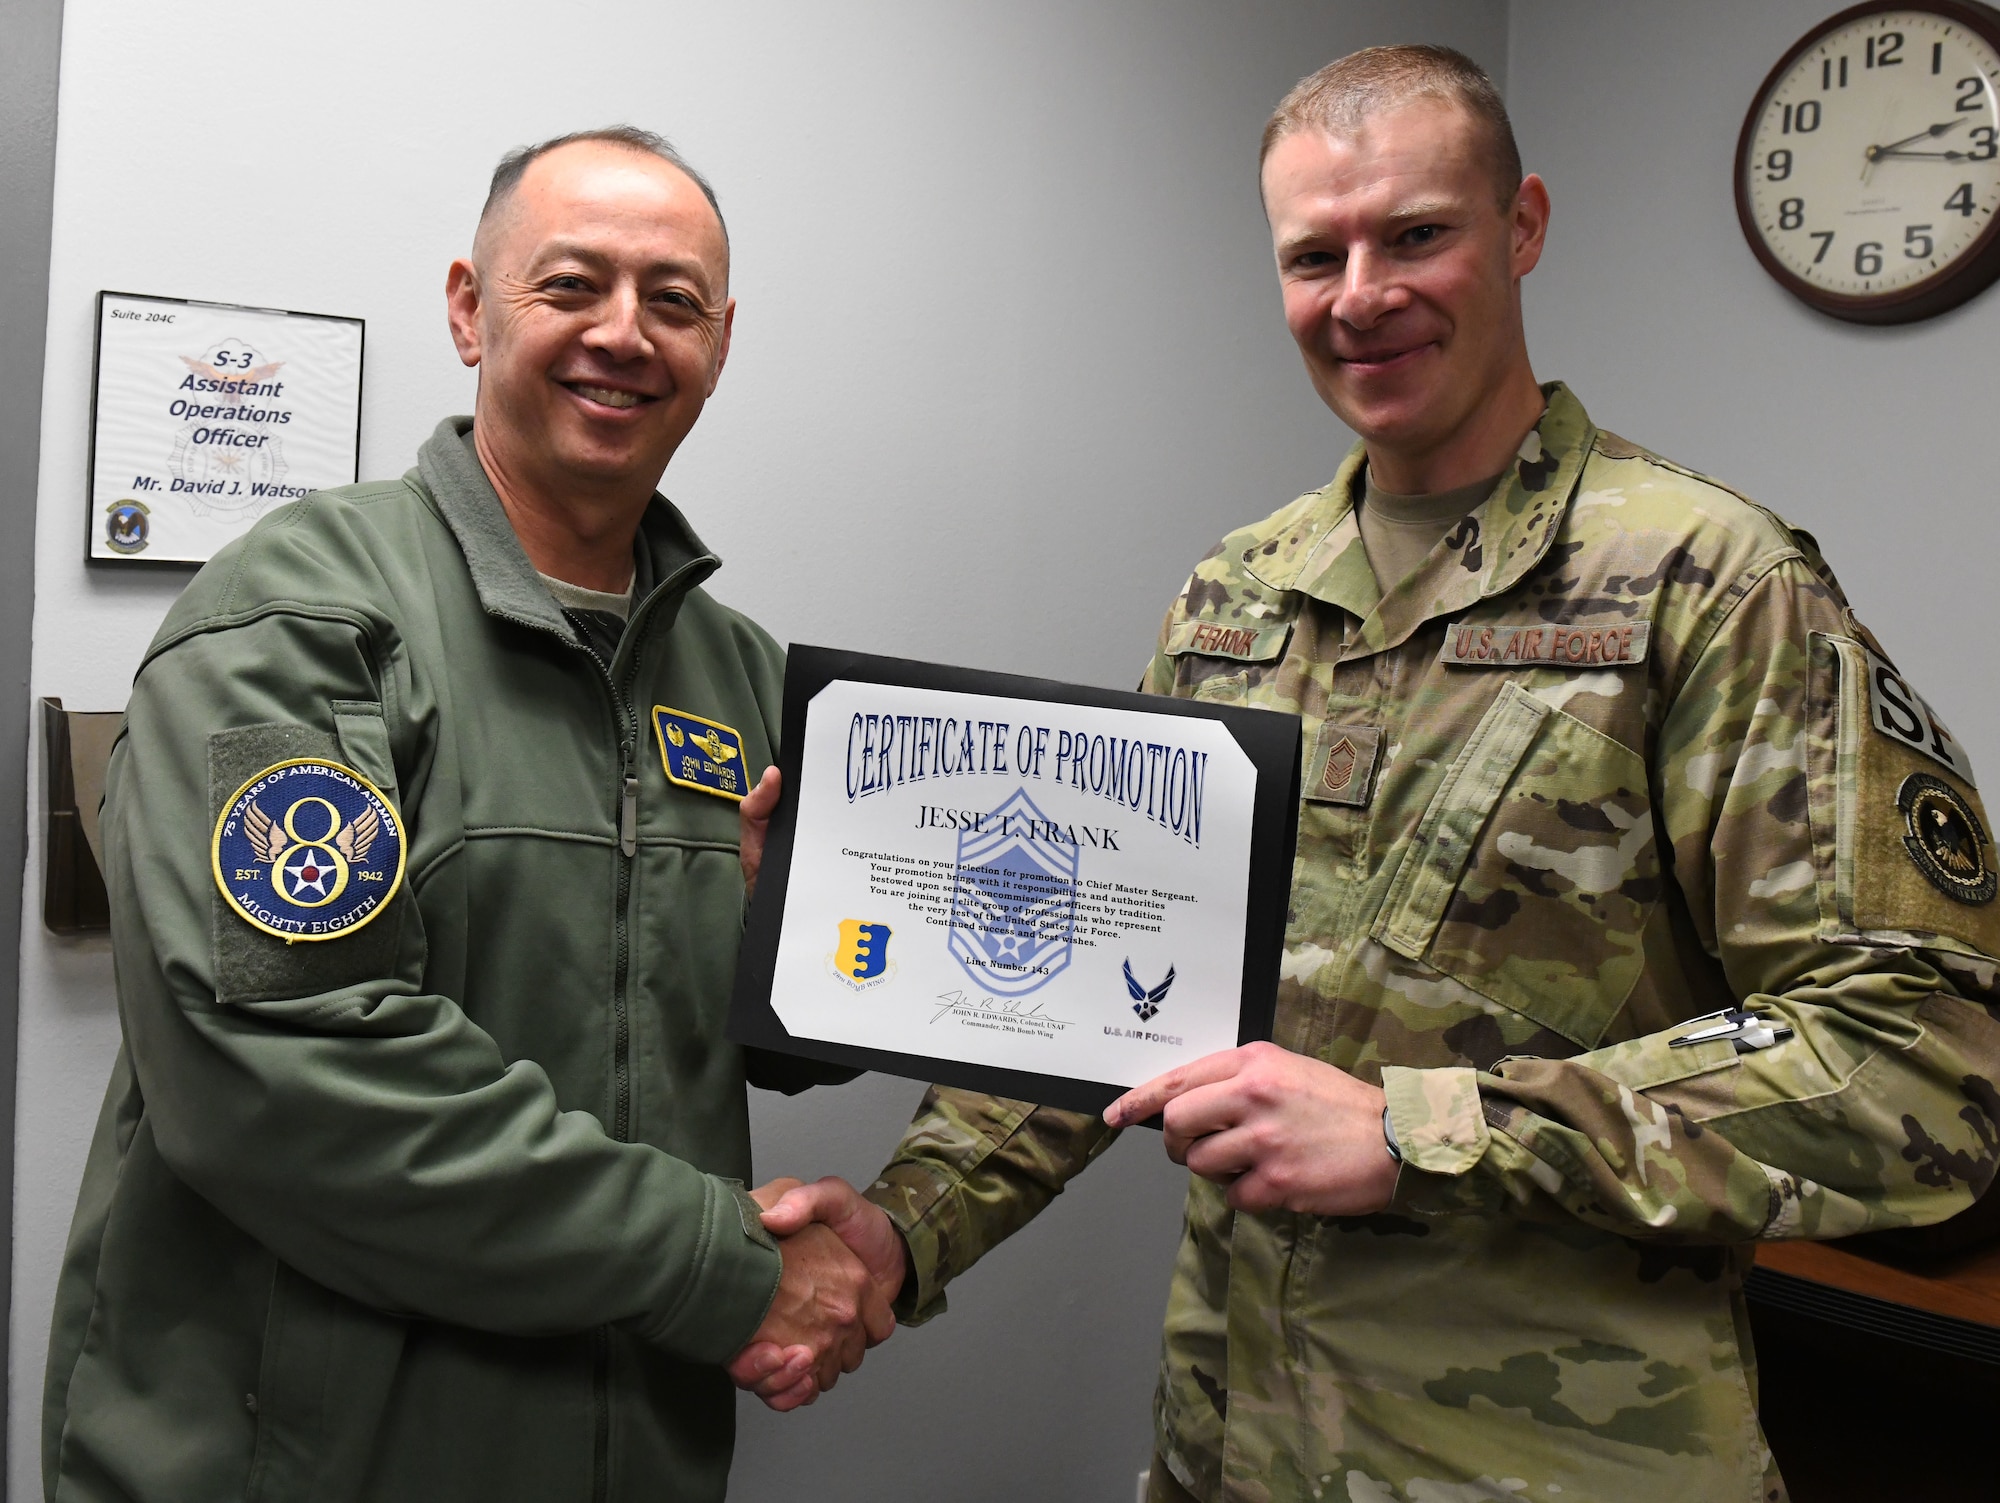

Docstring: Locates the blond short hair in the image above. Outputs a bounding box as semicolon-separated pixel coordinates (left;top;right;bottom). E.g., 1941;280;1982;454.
1261;45;1522;208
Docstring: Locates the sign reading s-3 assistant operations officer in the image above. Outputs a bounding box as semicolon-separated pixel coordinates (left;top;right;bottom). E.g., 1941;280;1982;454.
87;291;364;565
729;646;1302;1118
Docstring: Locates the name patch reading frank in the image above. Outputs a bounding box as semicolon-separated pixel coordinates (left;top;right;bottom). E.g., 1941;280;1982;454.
1440;621;1651;669
1165;620;1289;663
212;759;406;940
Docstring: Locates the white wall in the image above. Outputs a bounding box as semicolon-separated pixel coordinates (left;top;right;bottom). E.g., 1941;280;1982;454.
1508;0;2000;770
15;4;1509;1499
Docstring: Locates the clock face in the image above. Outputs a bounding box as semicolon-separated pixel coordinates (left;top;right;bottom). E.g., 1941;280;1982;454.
1739;3;2000;320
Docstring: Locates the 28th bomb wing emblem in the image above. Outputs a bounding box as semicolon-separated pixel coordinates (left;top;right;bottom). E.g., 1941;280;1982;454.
212;759;406;940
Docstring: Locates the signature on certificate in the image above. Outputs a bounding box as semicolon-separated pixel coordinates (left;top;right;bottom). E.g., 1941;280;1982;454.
931;988;1073;1032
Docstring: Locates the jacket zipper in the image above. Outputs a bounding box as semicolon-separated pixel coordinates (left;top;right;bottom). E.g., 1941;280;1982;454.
562;562;702;1503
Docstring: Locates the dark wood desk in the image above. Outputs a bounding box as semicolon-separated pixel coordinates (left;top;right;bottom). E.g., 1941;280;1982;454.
1748;1241;2000;1500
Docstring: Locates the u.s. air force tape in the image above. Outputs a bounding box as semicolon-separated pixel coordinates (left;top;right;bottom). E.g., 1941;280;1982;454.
211;759;406;941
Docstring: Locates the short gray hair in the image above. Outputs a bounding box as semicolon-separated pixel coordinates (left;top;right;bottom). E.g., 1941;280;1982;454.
480;125;728;246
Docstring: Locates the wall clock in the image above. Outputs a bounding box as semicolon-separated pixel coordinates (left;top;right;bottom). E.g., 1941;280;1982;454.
1736;1;2000;323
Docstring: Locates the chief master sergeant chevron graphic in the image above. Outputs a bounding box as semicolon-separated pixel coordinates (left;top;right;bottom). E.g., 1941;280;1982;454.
945;788;1079;997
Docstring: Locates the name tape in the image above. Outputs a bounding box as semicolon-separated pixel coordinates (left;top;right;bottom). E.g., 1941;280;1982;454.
1440;621;1650;670
1166;620;1290;663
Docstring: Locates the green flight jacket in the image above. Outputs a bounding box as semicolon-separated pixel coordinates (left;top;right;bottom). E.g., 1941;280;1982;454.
45;419;807;1503
865;385;2000;1503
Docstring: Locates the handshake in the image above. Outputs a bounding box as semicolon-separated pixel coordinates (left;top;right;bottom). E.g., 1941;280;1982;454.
725;1176;907;1411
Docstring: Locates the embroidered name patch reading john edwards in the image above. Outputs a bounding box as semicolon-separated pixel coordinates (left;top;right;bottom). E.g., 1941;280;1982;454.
1440;621;1651;669
654;706;747;802
212;759;406;940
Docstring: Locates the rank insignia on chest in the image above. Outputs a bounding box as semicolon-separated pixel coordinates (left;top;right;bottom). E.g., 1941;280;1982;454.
211;759;407;941
653;706;748;802
1304;723;1383;807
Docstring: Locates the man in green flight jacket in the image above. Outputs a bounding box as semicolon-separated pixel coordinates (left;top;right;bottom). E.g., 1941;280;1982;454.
42;127;890;1503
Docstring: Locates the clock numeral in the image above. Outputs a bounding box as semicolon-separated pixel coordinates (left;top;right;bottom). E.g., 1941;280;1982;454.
1973;126;1999;160
1778;197;1805;230
1809;230;1835;265
1781;100;1822;133
1822;56;1851;89
1934;41;1945;75
1855;241;1884;276
1867;32;1903;68
1765;148;1793;182
1905;223;1935;259
1957;76;1985;111
1946;182;1976;216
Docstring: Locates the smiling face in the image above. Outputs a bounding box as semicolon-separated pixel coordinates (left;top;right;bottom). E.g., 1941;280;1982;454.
446;141;734;514
1262;98;1548;491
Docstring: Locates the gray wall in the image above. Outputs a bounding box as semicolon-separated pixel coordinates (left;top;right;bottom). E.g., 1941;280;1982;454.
0;0;65;1489
11;4;1507;1502
1508;0;2000;770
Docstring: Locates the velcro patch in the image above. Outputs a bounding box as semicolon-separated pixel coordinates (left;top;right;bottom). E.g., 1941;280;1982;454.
1164;619;1290;662
1440;621;1650;669
1304;723;1382;807
1864;646;1977;788
1899;773;1996;905
654;706;748;802
212;758;407;941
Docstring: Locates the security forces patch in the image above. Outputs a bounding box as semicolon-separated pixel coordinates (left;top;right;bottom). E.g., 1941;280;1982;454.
1899;773;1996;905
654;706;747;802
211;759;407;940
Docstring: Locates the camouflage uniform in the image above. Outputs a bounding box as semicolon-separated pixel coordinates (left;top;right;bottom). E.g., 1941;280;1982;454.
864;384;2000;1503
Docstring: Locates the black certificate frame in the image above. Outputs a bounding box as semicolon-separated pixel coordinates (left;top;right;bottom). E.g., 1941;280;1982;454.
85;289;366;569
728;644;1302;1120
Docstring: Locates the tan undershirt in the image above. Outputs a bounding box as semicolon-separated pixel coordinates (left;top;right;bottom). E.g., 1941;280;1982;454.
1357;466;1507;595
539;571;635;621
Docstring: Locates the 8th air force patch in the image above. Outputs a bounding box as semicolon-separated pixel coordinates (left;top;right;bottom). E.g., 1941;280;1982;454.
654;705;747;802
211;759;406;940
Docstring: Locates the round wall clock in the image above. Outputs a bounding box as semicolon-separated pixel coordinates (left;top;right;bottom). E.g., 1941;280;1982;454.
1736;1;2000;323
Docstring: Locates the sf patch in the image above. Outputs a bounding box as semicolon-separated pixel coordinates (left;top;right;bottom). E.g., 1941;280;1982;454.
1900;773;1996;905
654;706;747;802
212;759;406;940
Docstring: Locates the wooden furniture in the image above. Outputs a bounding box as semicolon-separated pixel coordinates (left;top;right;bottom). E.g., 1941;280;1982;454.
1749;1238;2000;1500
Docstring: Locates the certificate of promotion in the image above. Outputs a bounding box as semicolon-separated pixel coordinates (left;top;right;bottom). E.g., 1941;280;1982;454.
730;647;1301;1117
87;291;365;565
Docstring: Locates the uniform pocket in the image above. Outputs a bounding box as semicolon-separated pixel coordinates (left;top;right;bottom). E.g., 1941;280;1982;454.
1373;682;1659;1048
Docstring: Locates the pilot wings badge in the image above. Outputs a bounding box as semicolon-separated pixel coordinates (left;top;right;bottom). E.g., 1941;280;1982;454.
212;758;405;941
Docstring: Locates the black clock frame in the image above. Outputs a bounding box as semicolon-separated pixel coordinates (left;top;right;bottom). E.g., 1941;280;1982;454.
1735;0;2000;324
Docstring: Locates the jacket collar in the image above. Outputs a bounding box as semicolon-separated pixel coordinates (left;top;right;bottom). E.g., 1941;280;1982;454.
417;417;720;640
1275;382;1595;657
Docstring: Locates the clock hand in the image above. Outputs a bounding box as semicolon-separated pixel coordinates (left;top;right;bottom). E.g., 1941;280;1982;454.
1866;119;1967;160
1872;147;1971;160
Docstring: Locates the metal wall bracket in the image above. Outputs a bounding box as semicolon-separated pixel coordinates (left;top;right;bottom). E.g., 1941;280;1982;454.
41;697;123;934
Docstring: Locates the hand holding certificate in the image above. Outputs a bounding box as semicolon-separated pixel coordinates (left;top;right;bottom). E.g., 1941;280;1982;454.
729;646;1301;1117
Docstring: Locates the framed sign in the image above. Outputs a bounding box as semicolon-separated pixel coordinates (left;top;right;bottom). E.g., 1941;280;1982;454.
87;291;364;565
729;645;1303;1118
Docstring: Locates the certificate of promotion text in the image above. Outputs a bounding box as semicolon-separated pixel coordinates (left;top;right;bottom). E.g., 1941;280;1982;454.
730;647;1300;1117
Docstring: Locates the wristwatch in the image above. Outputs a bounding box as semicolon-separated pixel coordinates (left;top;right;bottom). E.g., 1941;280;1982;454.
1381;1104;1403;1164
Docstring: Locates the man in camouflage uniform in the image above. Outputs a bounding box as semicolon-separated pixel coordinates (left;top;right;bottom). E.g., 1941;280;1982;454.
746;46;2000;1502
